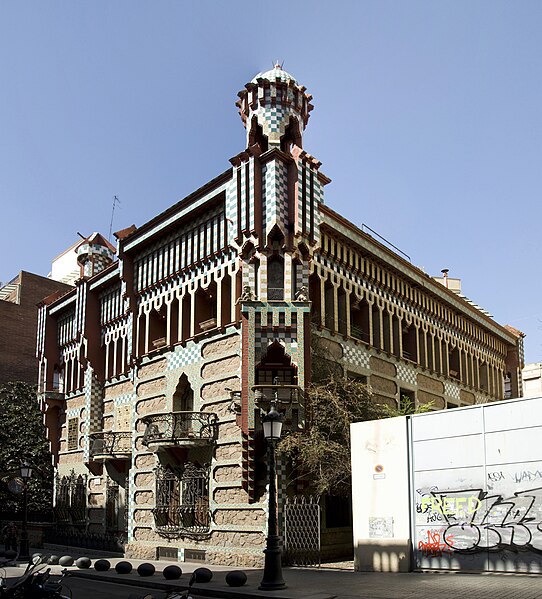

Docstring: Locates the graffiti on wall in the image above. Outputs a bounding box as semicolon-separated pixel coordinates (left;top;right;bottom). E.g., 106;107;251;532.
416;485;542;556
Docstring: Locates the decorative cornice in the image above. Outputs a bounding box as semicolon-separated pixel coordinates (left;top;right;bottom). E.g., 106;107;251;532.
319;204;517;345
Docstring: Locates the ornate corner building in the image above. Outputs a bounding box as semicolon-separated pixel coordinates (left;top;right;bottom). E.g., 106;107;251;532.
37;67;524;566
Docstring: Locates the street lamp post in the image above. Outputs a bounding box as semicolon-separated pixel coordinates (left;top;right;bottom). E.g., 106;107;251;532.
19;462;32;561
259;401;286;590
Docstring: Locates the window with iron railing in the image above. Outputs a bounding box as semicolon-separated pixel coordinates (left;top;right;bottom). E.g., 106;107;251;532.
153;463;210;538
54;471;87;526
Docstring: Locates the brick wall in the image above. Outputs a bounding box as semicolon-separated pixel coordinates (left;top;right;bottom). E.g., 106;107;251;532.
0;271;72;385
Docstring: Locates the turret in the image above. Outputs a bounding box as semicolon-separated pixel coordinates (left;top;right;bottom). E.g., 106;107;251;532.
236;63;313;152
76;232;116;279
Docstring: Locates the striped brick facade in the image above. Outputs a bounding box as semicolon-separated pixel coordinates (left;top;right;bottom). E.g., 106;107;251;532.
37;66;524;567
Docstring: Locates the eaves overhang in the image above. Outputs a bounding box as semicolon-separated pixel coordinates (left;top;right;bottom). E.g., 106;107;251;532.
122;168;231;253
49;291;77;315
320;204;517;346
88;264;120;291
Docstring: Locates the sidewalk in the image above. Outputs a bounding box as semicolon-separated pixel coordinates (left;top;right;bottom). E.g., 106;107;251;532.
6;552;542;599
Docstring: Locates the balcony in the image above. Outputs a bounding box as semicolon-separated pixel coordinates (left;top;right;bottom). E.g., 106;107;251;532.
89;431;132;461
141;411;218;450
252;384;304;406
39;389;66;409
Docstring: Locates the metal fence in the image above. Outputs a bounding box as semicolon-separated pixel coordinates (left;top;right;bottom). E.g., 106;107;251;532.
283;495;321;567
44;527;125;553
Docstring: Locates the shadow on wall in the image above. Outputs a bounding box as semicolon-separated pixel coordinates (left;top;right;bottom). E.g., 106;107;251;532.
356;542;542;574
354;543;410;573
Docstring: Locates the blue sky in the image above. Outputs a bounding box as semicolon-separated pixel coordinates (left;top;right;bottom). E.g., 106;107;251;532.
1;1;541;362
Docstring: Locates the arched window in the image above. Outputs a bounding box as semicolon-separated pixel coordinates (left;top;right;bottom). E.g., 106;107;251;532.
173;374;194;412
267;257;284;300
255;342;298;404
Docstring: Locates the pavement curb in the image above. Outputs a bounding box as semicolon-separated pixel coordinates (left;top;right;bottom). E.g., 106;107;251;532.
68;570;336;599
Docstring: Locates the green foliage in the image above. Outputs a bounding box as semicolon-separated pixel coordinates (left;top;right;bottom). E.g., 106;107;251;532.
0;381;53;513
278;375;390;497
385;394;434;417
278;337;434;497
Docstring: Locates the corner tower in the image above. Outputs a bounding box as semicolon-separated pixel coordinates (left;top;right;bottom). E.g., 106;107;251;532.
236;64;313;152
231;67;330;505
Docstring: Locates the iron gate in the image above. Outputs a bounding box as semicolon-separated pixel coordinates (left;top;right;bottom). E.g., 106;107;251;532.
283;495;321;566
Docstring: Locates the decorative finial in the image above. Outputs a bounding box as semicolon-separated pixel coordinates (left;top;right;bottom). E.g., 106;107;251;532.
273;60;284;69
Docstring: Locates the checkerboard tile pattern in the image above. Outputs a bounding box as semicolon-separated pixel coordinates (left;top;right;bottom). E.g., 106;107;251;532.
397;362;417;385
296;262;309;294
343;344;370;369
248;157;255;232
252;102;304;149
226;175;237;241
242;260;258;296
167;342;202;371
313;177;324;244
275;160;289;223
83;367;103;462
259;255;268;301
266;163;275;226
276;455;287;530
263;161;280;231
444;380;460;401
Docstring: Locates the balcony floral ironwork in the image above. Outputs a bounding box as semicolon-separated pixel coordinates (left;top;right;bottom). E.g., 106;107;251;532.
89;431;132;461
141;411;218;450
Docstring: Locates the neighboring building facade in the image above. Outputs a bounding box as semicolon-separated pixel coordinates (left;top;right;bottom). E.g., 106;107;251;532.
49;240;84;286
0;271;72;385
522;363;542;398
37;67;524;566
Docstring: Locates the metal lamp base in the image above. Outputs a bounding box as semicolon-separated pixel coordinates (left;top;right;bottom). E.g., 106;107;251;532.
259;538;287;590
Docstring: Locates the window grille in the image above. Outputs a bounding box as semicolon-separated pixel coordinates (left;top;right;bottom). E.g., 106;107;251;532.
67;417;78;451
106;481;120;530
54;470;87;526
154;463;210;538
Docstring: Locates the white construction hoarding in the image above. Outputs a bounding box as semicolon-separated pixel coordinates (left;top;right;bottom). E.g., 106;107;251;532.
351;396;542;573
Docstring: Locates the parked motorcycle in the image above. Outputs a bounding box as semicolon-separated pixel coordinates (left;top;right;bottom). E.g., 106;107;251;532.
0;555;70;599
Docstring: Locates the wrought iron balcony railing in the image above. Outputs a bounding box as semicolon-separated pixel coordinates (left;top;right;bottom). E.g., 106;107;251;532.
141;411;218;449
89;431;132;460
252;384;304;405
153;505;211;538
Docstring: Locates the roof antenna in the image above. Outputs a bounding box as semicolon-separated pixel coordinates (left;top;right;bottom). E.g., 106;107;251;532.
109;195;121;241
